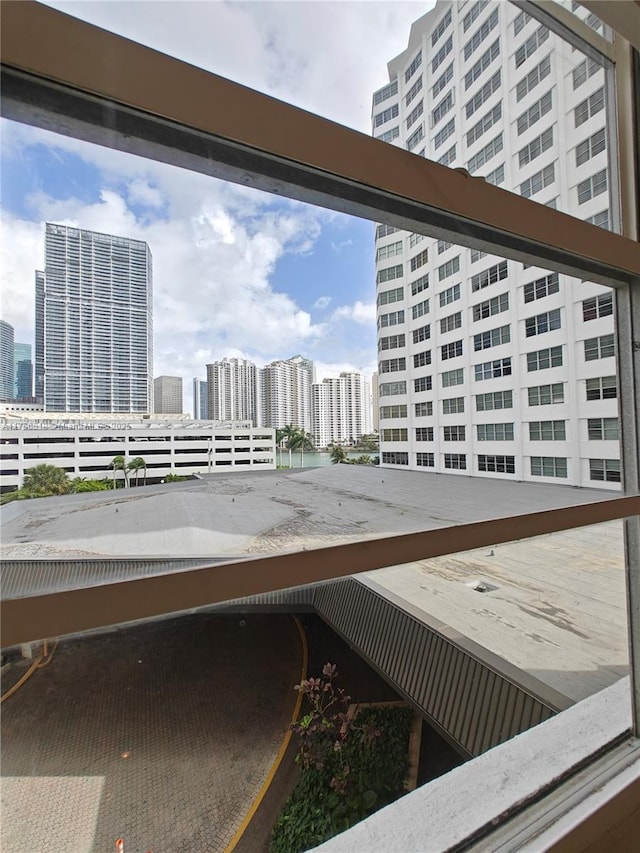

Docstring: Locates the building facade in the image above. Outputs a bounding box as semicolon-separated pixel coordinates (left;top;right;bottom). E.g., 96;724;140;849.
193;378;208;420
36;223;153;413
14;343;33;400
206;358;260;426
312;372;372;446
154;375;183;414
0;320;15;400
373;0;619;489
261;355;313;431
0;416;276;491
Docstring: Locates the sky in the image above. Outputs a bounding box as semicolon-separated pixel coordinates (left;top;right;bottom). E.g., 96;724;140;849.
1;0;435;413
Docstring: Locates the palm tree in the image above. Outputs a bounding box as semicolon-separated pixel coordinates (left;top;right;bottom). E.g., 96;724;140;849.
23;464;70;496
275;428;287;467
282;424;298;469
109;455;128;489
127;457;146;487
330;445;347;465
288;429;314;468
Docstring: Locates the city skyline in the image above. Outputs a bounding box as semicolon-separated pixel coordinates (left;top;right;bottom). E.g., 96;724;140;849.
0;1;432;415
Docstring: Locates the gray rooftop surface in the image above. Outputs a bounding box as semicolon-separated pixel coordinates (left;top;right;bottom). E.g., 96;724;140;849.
1;466;628;701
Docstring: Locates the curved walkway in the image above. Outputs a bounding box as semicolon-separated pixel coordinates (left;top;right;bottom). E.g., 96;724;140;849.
1;613;302;853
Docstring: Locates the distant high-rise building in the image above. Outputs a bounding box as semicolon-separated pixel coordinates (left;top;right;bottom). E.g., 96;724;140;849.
154;375;183;414
14;342;33;399
0;320;15;400
371;372;379;433
36;223;153;412
193;379;208;420
312;372;371;446
262;355;313;431
206;358;260;425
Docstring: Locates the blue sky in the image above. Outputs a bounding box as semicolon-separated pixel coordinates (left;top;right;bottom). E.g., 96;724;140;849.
1;1;433;411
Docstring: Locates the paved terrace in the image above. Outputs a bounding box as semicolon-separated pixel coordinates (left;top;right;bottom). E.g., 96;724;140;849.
1;466;628;701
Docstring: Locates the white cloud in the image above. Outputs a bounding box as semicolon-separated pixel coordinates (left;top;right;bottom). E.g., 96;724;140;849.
127;179;164;209
313;296;332;310
331;301;376;325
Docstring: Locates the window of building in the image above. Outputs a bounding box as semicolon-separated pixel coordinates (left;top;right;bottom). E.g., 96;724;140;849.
586;209;610;230
409;233;425;248
523;272;560;303
527;345;563;371
432;63;454;99
467;134;503;173
471;260;508;292
442;397;465;415
440;312;462;334
582;292;613;321
377;264;403;284
464;8;499;62
516;54;551;102
381;428;408;442
525;308;561;337
376;224;399;239
407;125;425;151
474;357;512;380
442;368;464;387
412;299;430;320
373;80;398;106
513;9;531;36
405;50;422;83
515;25;549;69
444;425;466;441
434;117;456;149
465;70;501;119
415;401;433;417
405;75;423;107
410;274;430;297
414;375;433;392
518;126;554;168
379;381;407;396
572;56;600;90
584;333;615;360
485;164;505;186
473;324;510;351
376;241;403;262
589;458;621;482
416;452;435;467
464;38;500;91
587;417;619;440
529;420;566;440
379;405;407;419
478;454;516;473
586;375;616;400
382;452;409;465
439;283;461;307
413;350;432;368
410;249;429;272
467;102;502;146
577;169;608;205
377;286;404;306
438;240;452;255
413;324;431;344
438;256;460;281
576;128;606;167
379;357;406;373
574;87;605;127
476;389;513;410
463;0;489;33
432;92;453;127
472;292;509;321
528;382;564;405
379;333;406;351
517;90;553;135
374;103;399;128
444;453;467;470
376;126;400;143
378;310;405;328
407;99;425;130
477;422;514;441
437;144;457;167
530;456;568;477
441;340;463;360
470;249;487;264
416;427;434;441
431;36;452;74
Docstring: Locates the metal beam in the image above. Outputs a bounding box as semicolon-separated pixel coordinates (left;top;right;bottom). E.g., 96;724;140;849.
1;1;640;288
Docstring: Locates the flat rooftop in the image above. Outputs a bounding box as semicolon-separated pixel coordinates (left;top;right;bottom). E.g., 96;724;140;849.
1;466;628;701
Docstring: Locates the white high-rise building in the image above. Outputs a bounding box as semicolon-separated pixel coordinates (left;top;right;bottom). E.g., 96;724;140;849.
154;375;183;414
36;223;153;412
312;372;371;447
261;355;313;431
373;1;618;489
371;372;379;433
206;357;261;426
0;320;15;400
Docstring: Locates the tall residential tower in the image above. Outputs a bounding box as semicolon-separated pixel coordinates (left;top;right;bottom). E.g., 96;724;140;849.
373;1;618;488
206;357;261;425
36;223;153;412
